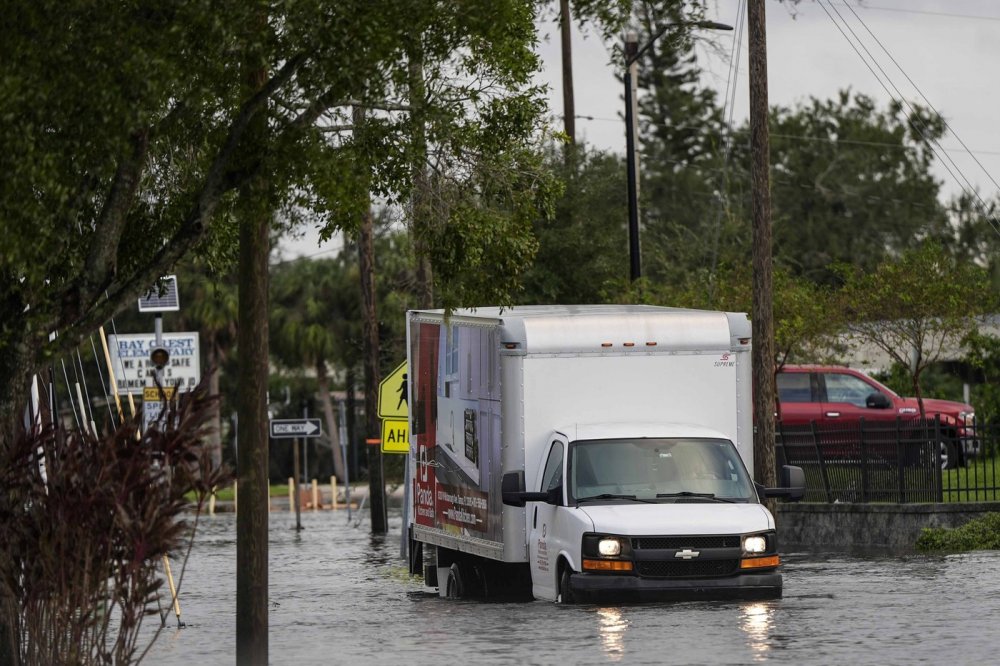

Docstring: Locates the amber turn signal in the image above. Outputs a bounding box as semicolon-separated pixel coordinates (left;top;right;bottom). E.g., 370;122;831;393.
740;555;780;569
582;559;634;572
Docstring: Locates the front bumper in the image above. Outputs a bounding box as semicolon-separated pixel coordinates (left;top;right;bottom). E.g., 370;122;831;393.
568;571;782;602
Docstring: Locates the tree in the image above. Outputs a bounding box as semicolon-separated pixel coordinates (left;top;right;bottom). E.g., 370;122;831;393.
627;0;731;287
767;91;950;284
270;257;359;484
520;146;628;304
0;0;556;447
174;258;239;469
837;243;994;416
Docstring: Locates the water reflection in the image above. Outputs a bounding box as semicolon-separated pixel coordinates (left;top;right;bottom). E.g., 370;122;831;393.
739;602;775;661
596;607;629;661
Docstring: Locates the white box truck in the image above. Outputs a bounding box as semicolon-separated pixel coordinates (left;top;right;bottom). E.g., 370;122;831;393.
405;305;804;603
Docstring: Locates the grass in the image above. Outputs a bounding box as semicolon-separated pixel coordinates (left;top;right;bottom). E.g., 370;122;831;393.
942;454;1000;502
791;453;1000;503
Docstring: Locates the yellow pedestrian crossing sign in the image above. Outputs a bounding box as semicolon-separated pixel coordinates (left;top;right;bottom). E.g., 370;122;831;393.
378;361;408;419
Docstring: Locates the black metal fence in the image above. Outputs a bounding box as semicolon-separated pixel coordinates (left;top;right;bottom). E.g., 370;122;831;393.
775;417;1000;503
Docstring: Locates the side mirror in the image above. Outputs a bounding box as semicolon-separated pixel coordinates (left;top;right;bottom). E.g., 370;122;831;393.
501;471;557;507
866;392;892;409
761;465;806;502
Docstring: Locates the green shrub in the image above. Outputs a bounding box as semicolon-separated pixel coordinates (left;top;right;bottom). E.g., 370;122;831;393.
916;512;1000;551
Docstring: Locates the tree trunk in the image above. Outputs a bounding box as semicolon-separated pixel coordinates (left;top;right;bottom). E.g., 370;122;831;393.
316;360;346;482
748;0;777;511
0;337;34;666
207;337;223;469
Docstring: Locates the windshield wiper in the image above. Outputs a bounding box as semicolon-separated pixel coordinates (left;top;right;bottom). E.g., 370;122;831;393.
576;493;655;504
656;491;736;503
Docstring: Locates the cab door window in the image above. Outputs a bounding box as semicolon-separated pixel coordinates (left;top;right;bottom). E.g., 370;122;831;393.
540;441;564;492
824;373;878;408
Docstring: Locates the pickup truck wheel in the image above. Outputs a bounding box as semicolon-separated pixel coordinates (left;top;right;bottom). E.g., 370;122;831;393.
940;439;961;470
445;563;464;599
558;567;576;604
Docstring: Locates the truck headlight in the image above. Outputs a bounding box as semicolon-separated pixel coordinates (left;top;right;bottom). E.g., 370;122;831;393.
582;534;634;572
960;411;976;427
598;538;622;556
742;535;767;555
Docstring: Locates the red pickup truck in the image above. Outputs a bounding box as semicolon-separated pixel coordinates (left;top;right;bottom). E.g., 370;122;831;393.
776;365;978;469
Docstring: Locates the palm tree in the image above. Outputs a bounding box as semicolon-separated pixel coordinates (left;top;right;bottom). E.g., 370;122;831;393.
270;255;361;483
176;259;239;469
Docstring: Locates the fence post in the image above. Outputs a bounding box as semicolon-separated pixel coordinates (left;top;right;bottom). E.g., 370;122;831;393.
859;417;869;503
776;420;789;469
895;416;905;504
811;420;832;502
934;415;944;503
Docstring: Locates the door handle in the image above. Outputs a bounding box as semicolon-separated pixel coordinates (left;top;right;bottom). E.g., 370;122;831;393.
825;411;841;417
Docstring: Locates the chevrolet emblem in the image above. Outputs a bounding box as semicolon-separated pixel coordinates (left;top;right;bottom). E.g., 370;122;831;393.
675;549;700;559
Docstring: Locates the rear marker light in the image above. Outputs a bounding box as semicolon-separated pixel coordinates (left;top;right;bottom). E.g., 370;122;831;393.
601;342;613;348
646;342;657;346
623;342;635;347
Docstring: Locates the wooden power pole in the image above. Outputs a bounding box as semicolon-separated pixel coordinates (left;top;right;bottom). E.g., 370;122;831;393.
748;0;777;500
359;202;388;533
236;18;271;659
235;154;271;665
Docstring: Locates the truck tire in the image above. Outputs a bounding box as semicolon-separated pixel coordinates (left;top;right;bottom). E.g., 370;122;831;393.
940;439;962;470
559;567;576;604
445;563;465;599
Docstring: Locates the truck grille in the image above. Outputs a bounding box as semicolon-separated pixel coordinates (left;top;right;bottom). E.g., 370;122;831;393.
636;559;739;578
631;535;740;550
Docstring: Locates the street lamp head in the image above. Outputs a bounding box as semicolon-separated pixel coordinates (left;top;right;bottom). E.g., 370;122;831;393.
625;20;733;66
694;21;734;31
625;30;638;60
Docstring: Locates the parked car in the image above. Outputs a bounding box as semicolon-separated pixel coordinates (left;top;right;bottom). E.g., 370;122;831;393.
776;365;979;469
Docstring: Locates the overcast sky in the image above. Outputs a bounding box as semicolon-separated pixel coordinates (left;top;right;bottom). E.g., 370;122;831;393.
535;0;1000;200
281;0;1000;259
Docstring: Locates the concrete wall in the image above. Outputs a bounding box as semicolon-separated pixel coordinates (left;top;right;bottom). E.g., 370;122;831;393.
776;502;1000;553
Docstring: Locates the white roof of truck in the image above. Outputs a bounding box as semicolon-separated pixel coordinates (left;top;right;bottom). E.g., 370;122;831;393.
408;305;750;354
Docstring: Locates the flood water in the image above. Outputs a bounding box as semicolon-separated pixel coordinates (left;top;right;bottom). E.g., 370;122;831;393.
143;509;1000;665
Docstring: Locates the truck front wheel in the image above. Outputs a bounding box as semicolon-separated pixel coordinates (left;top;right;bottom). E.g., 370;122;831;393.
558;566;576;604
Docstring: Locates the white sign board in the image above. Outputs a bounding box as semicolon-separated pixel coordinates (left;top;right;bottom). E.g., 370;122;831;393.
107;332;201;395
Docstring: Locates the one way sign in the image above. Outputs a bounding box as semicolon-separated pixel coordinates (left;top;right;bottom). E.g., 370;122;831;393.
270;418;322;439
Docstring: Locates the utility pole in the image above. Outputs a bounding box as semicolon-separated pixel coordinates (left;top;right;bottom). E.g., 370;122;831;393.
748;0;777;504
359;202;387;533
559;0;576;146
355;106;388;534
236;20;271;661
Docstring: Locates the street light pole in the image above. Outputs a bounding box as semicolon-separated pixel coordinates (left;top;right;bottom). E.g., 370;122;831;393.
624;20;733;283
625;32;641;283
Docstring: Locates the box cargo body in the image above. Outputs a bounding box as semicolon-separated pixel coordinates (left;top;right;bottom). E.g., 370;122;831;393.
406;305;797;603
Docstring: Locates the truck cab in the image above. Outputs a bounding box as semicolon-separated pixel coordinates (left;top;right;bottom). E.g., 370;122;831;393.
504;423;801;602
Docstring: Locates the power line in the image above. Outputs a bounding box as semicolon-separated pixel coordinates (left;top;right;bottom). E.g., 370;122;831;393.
817;0;1000;239
838;2;1000;23
574;114;1000;157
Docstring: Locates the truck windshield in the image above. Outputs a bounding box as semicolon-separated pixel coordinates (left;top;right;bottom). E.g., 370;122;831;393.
569;438;757;504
